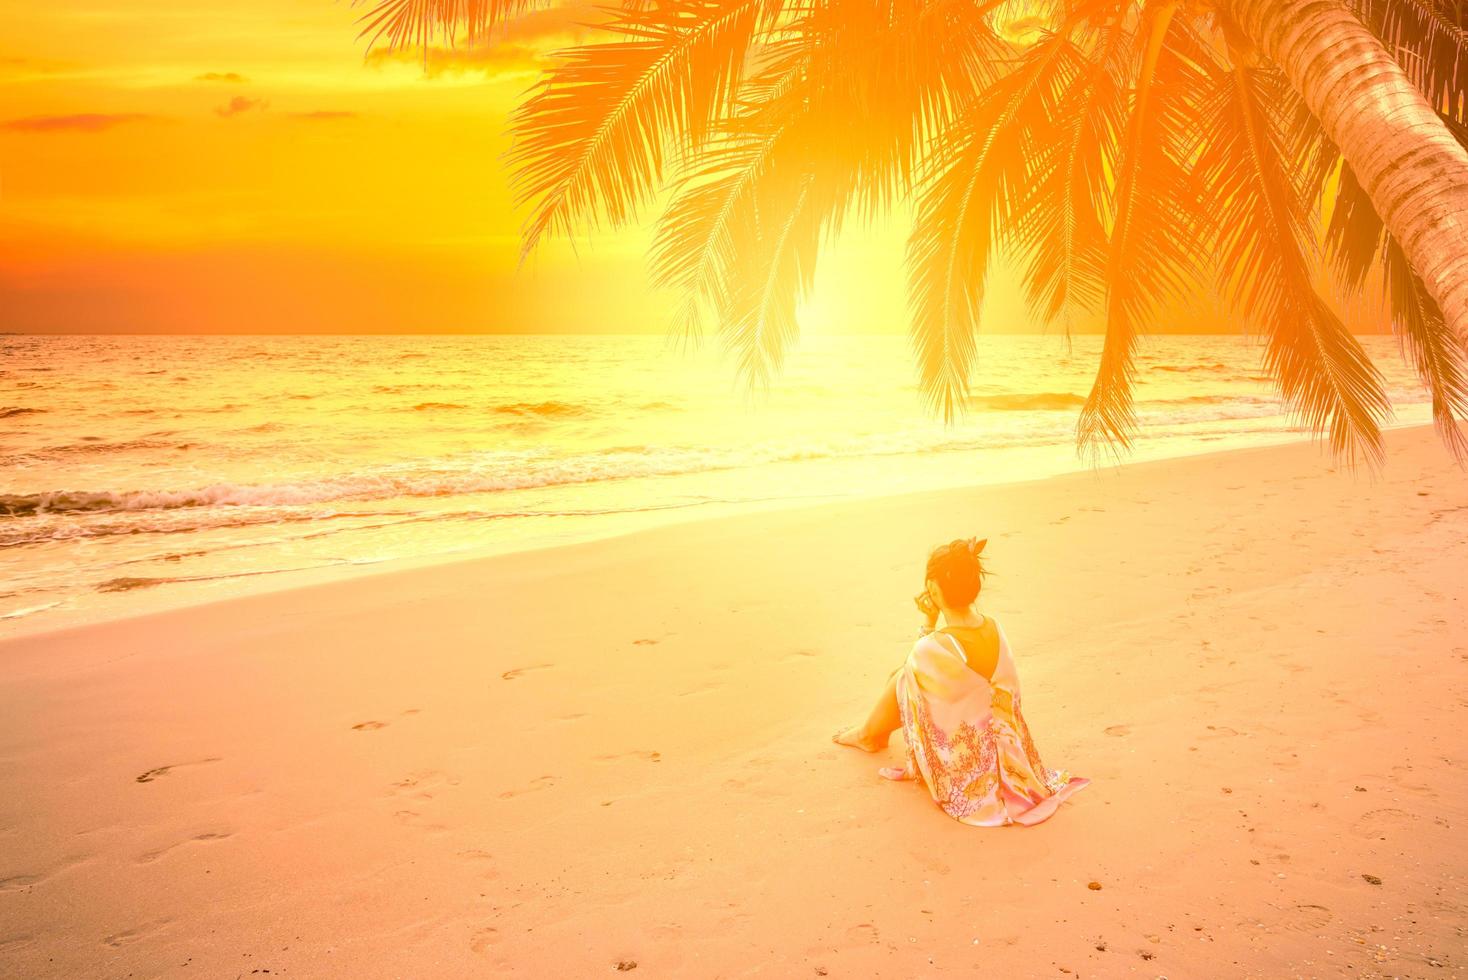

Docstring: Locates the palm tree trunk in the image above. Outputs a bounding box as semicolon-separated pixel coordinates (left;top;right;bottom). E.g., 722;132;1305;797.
1226;0;1468;338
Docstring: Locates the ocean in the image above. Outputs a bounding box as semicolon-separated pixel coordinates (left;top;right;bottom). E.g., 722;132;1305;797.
0;333;1434;637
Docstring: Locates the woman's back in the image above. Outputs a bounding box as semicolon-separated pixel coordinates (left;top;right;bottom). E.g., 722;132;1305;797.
937;616;1002;683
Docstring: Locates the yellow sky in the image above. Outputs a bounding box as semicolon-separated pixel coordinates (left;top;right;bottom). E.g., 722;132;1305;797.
0;1;1186;336
0;1;917;334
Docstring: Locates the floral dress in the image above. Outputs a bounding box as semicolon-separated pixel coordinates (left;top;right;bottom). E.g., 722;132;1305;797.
890;619;1089;826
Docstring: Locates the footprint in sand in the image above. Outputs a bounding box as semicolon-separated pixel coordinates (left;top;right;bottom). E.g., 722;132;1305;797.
135;757;222;783
393;809;448;831
1278;903;1333;932
0;874;44;893
597;750;662;762
1103;724;1131;737
389;770;458;800
499;775;556;799
632;638;659;646
352;720;388;731
1351;808;1416;840
101;919;170;948
845;922;880;944
1388;766;1436;798
781;649;820;663
502;664;553;680
469;926;499;954
136;831;233;865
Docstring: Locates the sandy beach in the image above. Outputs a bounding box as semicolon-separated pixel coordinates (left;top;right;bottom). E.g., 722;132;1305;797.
1;424;1464;978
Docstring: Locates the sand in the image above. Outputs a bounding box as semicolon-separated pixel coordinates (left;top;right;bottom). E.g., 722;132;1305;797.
1;425;1464;978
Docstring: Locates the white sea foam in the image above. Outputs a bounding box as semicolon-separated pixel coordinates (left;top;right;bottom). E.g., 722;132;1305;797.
0;333;1434;636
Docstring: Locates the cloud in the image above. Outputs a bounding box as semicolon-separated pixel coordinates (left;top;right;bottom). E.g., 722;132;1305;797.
0;55;72;74
289;111;360;122
215;96;266;118
196;71;248;84
1;113;156;134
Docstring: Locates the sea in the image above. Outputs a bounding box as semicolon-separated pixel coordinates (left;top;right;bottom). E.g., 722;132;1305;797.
0;333;1435;638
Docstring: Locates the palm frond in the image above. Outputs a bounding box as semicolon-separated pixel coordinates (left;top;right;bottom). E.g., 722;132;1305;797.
1013;18;1126;329
353;0;545;48
508;0;778;256
798;0;1009;219
1077;2;1204;458
1349;0;1468;125
906;30;1085;423
1198;22;1389;465
1384;221;1468;459
722;173;821;386
1318;117;1468;460
1324;159;1385;293
649;49;805;344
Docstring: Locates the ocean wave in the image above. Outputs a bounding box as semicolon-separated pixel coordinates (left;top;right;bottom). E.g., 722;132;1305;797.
492;400;588;418
0;403;1292;521
1153;363;1233;374
0;507;407;548
1151;394;1272;407
95;562;343;593
0;407;44;418
0;446;820;519
29;438;196;458
373;383;436;394
413;402;468;411
0;600;62;620
969;392;1086;411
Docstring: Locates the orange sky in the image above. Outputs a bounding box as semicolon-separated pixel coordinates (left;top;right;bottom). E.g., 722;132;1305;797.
0;1;1221;336
0;0;1061;336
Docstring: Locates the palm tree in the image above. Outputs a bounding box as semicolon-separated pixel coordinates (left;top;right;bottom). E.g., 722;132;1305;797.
352;0;1468;464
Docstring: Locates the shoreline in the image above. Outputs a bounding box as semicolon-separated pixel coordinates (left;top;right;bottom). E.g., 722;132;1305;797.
0;419;1427;645
2;423;1464;977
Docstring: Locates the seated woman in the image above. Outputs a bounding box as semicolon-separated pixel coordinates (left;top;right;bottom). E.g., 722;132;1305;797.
834;537;1089;826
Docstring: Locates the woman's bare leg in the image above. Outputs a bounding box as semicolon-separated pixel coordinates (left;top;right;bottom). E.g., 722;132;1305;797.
833;667;902;752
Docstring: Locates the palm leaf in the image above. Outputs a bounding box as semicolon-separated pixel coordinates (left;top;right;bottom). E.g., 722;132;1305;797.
353;0;547;48
1349;0;1468;124
1383;235;1468;458
1013;17;1126;329
1197;22;1389;465
722;173;821;386
1324;159;1385;293
906;30;1084;422
650;48;806;345
508;0;778;256
1077;2;1204;458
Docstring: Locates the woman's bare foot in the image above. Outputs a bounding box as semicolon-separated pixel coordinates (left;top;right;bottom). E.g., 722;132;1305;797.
832;725;889;752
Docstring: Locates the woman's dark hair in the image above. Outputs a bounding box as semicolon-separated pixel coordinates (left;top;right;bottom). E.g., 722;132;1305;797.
925;537;989;607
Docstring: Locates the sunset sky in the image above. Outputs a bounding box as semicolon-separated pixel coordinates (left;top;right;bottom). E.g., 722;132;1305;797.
0;0;928;334
1;1;1279;336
